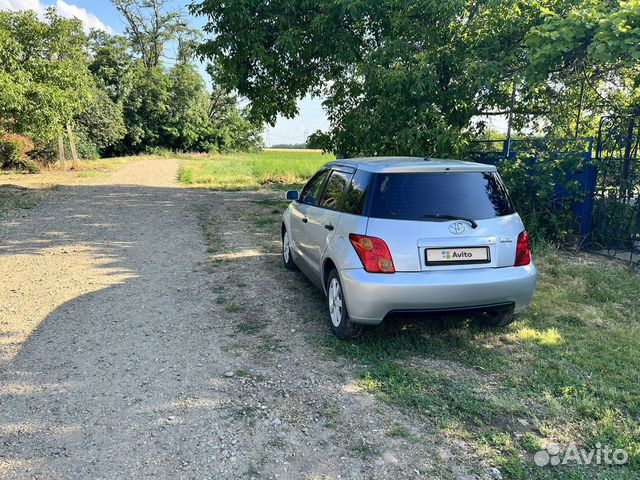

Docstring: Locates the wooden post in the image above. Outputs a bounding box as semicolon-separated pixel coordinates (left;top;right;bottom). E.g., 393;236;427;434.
58;135;66;171
66;123;79;169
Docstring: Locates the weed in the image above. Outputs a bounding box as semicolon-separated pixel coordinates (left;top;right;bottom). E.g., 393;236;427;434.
225;302;242;313
235;322;266;334
346;439;379;458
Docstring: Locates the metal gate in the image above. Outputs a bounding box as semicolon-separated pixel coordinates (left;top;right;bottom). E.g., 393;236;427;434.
586;116;640;266
469;138;596;238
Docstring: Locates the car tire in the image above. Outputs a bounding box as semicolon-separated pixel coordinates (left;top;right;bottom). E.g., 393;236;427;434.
326;269;362;339
282;228;297;271
476;309;516;328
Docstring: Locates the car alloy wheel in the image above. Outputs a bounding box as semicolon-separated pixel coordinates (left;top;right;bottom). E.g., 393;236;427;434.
283;231;291;263
328;277;343;328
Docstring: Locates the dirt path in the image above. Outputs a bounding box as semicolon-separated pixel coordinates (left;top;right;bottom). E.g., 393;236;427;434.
0;159;479;479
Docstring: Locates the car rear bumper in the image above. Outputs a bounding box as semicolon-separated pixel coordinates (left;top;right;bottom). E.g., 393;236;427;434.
339;264;538;325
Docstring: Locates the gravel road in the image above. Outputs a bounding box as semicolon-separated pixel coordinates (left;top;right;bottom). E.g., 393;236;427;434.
0;159;480;479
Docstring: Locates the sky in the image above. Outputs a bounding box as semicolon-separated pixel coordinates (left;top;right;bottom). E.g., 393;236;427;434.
0;0;330;146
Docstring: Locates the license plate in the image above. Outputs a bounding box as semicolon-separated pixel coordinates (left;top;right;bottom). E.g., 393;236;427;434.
425;247;490;266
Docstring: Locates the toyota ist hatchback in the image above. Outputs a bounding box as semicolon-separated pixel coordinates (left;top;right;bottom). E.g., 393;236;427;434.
281;157;537;338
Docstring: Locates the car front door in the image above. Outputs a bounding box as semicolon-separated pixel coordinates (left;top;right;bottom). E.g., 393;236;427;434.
289;169;330;268
305;168;354;275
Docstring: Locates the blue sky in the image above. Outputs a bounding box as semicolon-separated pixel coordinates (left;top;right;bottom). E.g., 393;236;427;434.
0;0;330;146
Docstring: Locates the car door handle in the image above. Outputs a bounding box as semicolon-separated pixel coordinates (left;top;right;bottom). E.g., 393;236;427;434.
324;224;334;231
301;217;308;223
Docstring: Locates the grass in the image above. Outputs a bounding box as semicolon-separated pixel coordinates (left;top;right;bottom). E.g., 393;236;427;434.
346;439;379;458
0;184;57;213
74;157;131;173
325;245;640;479
224;302;242;313
177;149;334;190
235;322;266;335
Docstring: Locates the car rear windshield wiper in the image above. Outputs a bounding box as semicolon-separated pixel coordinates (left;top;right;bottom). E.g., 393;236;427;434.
421;214;478;229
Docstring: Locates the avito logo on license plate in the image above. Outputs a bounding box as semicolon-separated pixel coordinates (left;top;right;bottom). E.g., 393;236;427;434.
426;247;490;266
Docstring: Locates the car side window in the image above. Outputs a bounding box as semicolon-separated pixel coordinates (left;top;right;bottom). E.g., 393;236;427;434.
319;170;353;210
342;169;372;215
300;170;329;206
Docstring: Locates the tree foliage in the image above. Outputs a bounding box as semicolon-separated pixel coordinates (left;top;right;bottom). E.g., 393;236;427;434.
525;0;640;126
88;32;134;103
192;0;639;156
0;4;262;170
0;10;93;142
112;0;188;68
75;87;127;158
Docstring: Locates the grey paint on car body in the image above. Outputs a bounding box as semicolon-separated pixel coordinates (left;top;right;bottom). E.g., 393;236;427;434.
282;157;537;326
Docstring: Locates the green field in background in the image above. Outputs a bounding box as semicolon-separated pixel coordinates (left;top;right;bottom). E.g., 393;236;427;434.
178;149;334;190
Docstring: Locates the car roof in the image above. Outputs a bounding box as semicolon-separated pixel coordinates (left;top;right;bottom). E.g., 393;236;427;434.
327;156;497;173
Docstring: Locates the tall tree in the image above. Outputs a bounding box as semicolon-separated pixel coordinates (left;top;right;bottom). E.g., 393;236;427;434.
165;63;213;151
525;0;640;122
0;9;92;138
0;9;93;156
88;32;134;103
112;0;189;68
118;64;173;152
191;0;639;155
190;0;551;156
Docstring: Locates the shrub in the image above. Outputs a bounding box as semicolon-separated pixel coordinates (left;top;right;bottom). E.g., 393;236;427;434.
144;146;174;157
28;141;59;168
497;149;583;243
0;134;39;173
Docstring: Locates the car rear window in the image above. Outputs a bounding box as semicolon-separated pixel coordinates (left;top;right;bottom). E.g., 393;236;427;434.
369;172;515;221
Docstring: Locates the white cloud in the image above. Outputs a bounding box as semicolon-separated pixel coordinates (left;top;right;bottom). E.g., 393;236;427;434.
0;0;113;33
0;0;42;10
54;0;112;33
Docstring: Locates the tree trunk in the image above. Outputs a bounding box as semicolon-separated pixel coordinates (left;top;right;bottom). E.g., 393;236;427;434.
58;135;66;171
66;123;79;169
506;78;517;158
575;76;586;138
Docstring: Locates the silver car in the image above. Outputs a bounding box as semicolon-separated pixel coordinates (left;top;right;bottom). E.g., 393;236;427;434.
281;157;537;338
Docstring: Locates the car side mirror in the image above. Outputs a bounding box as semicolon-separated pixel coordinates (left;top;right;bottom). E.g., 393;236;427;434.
286;190;299;201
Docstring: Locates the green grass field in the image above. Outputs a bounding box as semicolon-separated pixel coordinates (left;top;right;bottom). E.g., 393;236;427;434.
177;149;334;190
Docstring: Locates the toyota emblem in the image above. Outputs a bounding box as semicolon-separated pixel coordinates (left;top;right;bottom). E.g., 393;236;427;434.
449;222;466;234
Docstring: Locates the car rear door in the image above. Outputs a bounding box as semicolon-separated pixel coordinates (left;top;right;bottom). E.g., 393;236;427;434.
289;169;330;268
364;171;522;272
304;167;355;275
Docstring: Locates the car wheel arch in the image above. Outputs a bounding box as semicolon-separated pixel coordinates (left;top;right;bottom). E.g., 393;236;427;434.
322;258;337;294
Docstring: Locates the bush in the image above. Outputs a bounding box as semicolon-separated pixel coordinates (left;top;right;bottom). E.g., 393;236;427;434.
497;149;583;243
0;134;39;173
28;141;59;168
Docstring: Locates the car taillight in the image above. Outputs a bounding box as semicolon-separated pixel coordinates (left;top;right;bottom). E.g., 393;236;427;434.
514;231;531;266
349;234;395;273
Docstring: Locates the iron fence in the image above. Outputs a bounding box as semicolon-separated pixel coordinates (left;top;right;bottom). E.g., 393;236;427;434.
585;116;640;267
